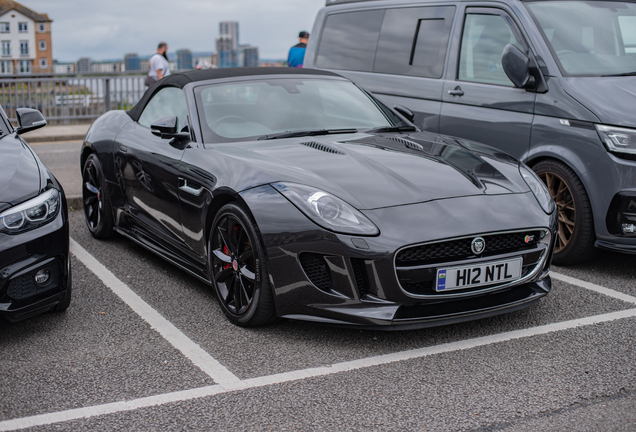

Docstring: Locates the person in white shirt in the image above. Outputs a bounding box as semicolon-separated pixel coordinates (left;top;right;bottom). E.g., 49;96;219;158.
147;42;170;85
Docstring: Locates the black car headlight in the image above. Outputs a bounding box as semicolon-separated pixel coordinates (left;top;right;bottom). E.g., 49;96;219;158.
272;183;379;236
520;166;555;214
0;189;60;234
595;124;636;155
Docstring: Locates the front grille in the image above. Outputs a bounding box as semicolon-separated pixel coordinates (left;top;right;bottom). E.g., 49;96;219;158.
7;263;59;300
299;253;332;292
396;231;542;266
395;232;547;297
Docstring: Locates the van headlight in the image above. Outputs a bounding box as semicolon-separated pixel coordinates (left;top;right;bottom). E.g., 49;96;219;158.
596;124;636;155
0;189;60;234
272;183;379;236
520;166;555;214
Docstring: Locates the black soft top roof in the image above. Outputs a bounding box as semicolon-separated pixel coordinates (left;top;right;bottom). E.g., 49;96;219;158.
127;67;341;122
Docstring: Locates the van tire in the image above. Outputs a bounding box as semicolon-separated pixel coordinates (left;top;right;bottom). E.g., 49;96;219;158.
532;159;596;266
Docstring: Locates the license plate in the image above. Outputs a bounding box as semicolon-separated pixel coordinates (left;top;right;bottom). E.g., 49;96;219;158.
435;258;523;292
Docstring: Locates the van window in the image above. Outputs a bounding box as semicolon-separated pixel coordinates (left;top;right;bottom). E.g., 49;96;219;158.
526;1;636;76
374;6;456;78
458;13;523;86
316;10;385;72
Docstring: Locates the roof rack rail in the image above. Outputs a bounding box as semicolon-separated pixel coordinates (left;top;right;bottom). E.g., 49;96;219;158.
326;0;382;5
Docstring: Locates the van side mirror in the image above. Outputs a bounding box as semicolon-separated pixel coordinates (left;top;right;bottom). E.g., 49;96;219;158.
15;108;46;135
502;44;531;89
393;105;415;123
150;115;189;140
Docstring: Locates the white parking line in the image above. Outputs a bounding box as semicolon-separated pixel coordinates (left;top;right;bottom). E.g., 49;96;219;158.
69;239;241;387
2;307;636;431
3;245;635;431
550;271;636;304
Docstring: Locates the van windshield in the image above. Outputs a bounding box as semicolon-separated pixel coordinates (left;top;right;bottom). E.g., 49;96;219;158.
526;1;636;77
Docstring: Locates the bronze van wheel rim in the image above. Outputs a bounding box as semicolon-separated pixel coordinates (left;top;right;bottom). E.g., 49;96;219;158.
539;172;575;253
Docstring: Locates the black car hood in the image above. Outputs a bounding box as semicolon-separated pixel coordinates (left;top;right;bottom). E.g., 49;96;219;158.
560;76;636;127
212;132;528;210
0;135;40;213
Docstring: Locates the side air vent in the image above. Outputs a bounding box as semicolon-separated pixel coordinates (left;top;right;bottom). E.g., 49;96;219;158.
386;136;424;151
300;141;346;155
299;253;333;292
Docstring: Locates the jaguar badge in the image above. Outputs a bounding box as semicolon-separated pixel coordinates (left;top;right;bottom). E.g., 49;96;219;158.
471;237;486;255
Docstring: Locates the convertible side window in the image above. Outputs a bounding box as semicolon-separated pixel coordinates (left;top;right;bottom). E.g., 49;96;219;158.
138;87;188;131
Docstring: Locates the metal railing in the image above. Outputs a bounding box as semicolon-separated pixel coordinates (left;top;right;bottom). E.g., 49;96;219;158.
0;74;147;124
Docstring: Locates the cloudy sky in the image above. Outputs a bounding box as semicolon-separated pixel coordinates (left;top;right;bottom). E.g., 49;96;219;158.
24;0;327;61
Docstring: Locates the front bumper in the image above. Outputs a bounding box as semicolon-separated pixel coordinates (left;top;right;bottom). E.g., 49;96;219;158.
241;185;557;329
0;206;70;322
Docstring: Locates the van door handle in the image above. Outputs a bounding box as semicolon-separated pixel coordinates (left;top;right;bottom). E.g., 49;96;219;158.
118;145;128;154
448;86;464;96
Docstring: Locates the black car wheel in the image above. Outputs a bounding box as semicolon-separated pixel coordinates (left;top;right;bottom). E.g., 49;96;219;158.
209;203;276;327
82;154;115;239
533;159;596;265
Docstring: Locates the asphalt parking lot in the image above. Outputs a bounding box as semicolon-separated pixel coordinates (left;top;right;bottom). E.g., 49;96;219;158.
1;142;636;431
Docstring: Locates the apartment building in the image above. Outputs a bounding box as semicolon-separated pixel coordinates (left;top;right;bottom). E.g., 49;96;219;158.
0;0;52;74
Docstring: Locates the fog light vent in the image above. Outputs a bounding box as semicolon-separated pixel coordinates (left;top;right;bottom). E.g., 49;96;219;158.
299;253;332;292
7;264;59;300
622;223;636;234
35;269;51;285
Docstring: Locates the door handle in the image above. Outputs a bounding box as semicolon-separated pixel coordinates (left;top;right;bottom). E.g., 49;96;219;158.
118;145;128;154
448;86;464;96
178;177;203;196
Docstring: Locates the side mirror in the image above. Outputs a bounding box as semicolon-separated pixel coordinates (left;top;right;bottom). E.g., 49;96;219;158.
150;115;189;140
502;44;531;89
16;108;46;135
393;105;415;123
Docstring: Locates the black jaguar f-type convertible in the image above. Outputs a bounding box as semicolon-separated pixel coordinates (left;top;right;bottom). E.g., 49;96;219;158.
81;68;557;329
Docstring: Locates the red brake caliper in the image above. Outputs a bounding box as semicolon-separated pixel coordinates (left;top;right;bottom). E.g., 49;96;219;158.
222;245;231;270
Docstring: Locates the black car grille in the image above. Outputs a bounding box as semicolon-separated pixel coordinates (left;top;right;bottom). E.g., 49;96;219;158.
300;253;332;292
396;231;542;267
395;232;546;296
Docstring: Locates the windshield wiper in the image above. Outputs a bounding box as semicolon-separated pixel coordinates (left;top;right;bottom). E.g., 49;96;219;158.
364;125;418;133
601;71;636;77
257;128;358;140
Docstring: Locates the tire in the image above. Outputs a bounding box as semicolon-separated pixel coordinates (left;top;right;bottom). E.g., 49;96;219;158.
533;159;596;265
82;153;115;239
208;203;277;327
52;261;72;313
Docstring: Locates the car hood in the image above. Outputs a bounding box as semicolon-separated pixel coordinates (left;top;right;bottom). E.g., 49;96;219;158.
560;76;636;127
0;136;40;213
211;132;529;210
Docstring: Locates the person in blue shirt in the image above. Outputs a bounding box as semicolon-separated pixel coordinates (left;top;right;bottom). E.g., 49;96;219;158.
288;31;309;68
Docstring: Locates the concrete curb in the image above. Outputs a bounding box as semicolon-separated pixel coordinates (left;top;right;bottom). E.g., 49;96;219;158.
26;134;86;144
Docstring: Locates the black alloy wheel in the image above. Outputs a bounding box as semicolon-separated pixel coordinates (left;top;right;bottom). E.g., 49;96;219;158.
209;203;276;327
82;154;115;239
533;159;596;265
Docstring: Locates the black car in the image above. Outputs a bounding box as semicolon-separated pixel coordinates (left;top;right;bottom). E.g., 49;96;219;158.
81;68;556;329
0;107;71;322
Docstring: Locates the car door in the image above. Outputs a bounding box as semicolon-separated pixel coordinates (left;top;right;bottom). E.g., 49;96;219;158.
440;6;536;160
113;86;189;252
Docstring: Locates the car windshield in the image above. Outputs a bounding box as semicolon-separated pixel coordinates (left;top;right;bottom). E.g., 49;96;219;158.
194;78;403;143
526;1;636;77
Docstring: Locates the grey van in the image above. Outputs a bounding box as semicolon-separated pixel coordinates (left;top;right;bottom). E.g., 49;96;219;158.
304;0;636;265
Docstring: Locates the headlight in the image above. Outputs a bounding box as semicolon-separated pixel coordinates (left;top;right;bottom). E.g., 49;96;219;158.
519;166;555;214
272;183;379;236
595;124;636;155
0;189;60;234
